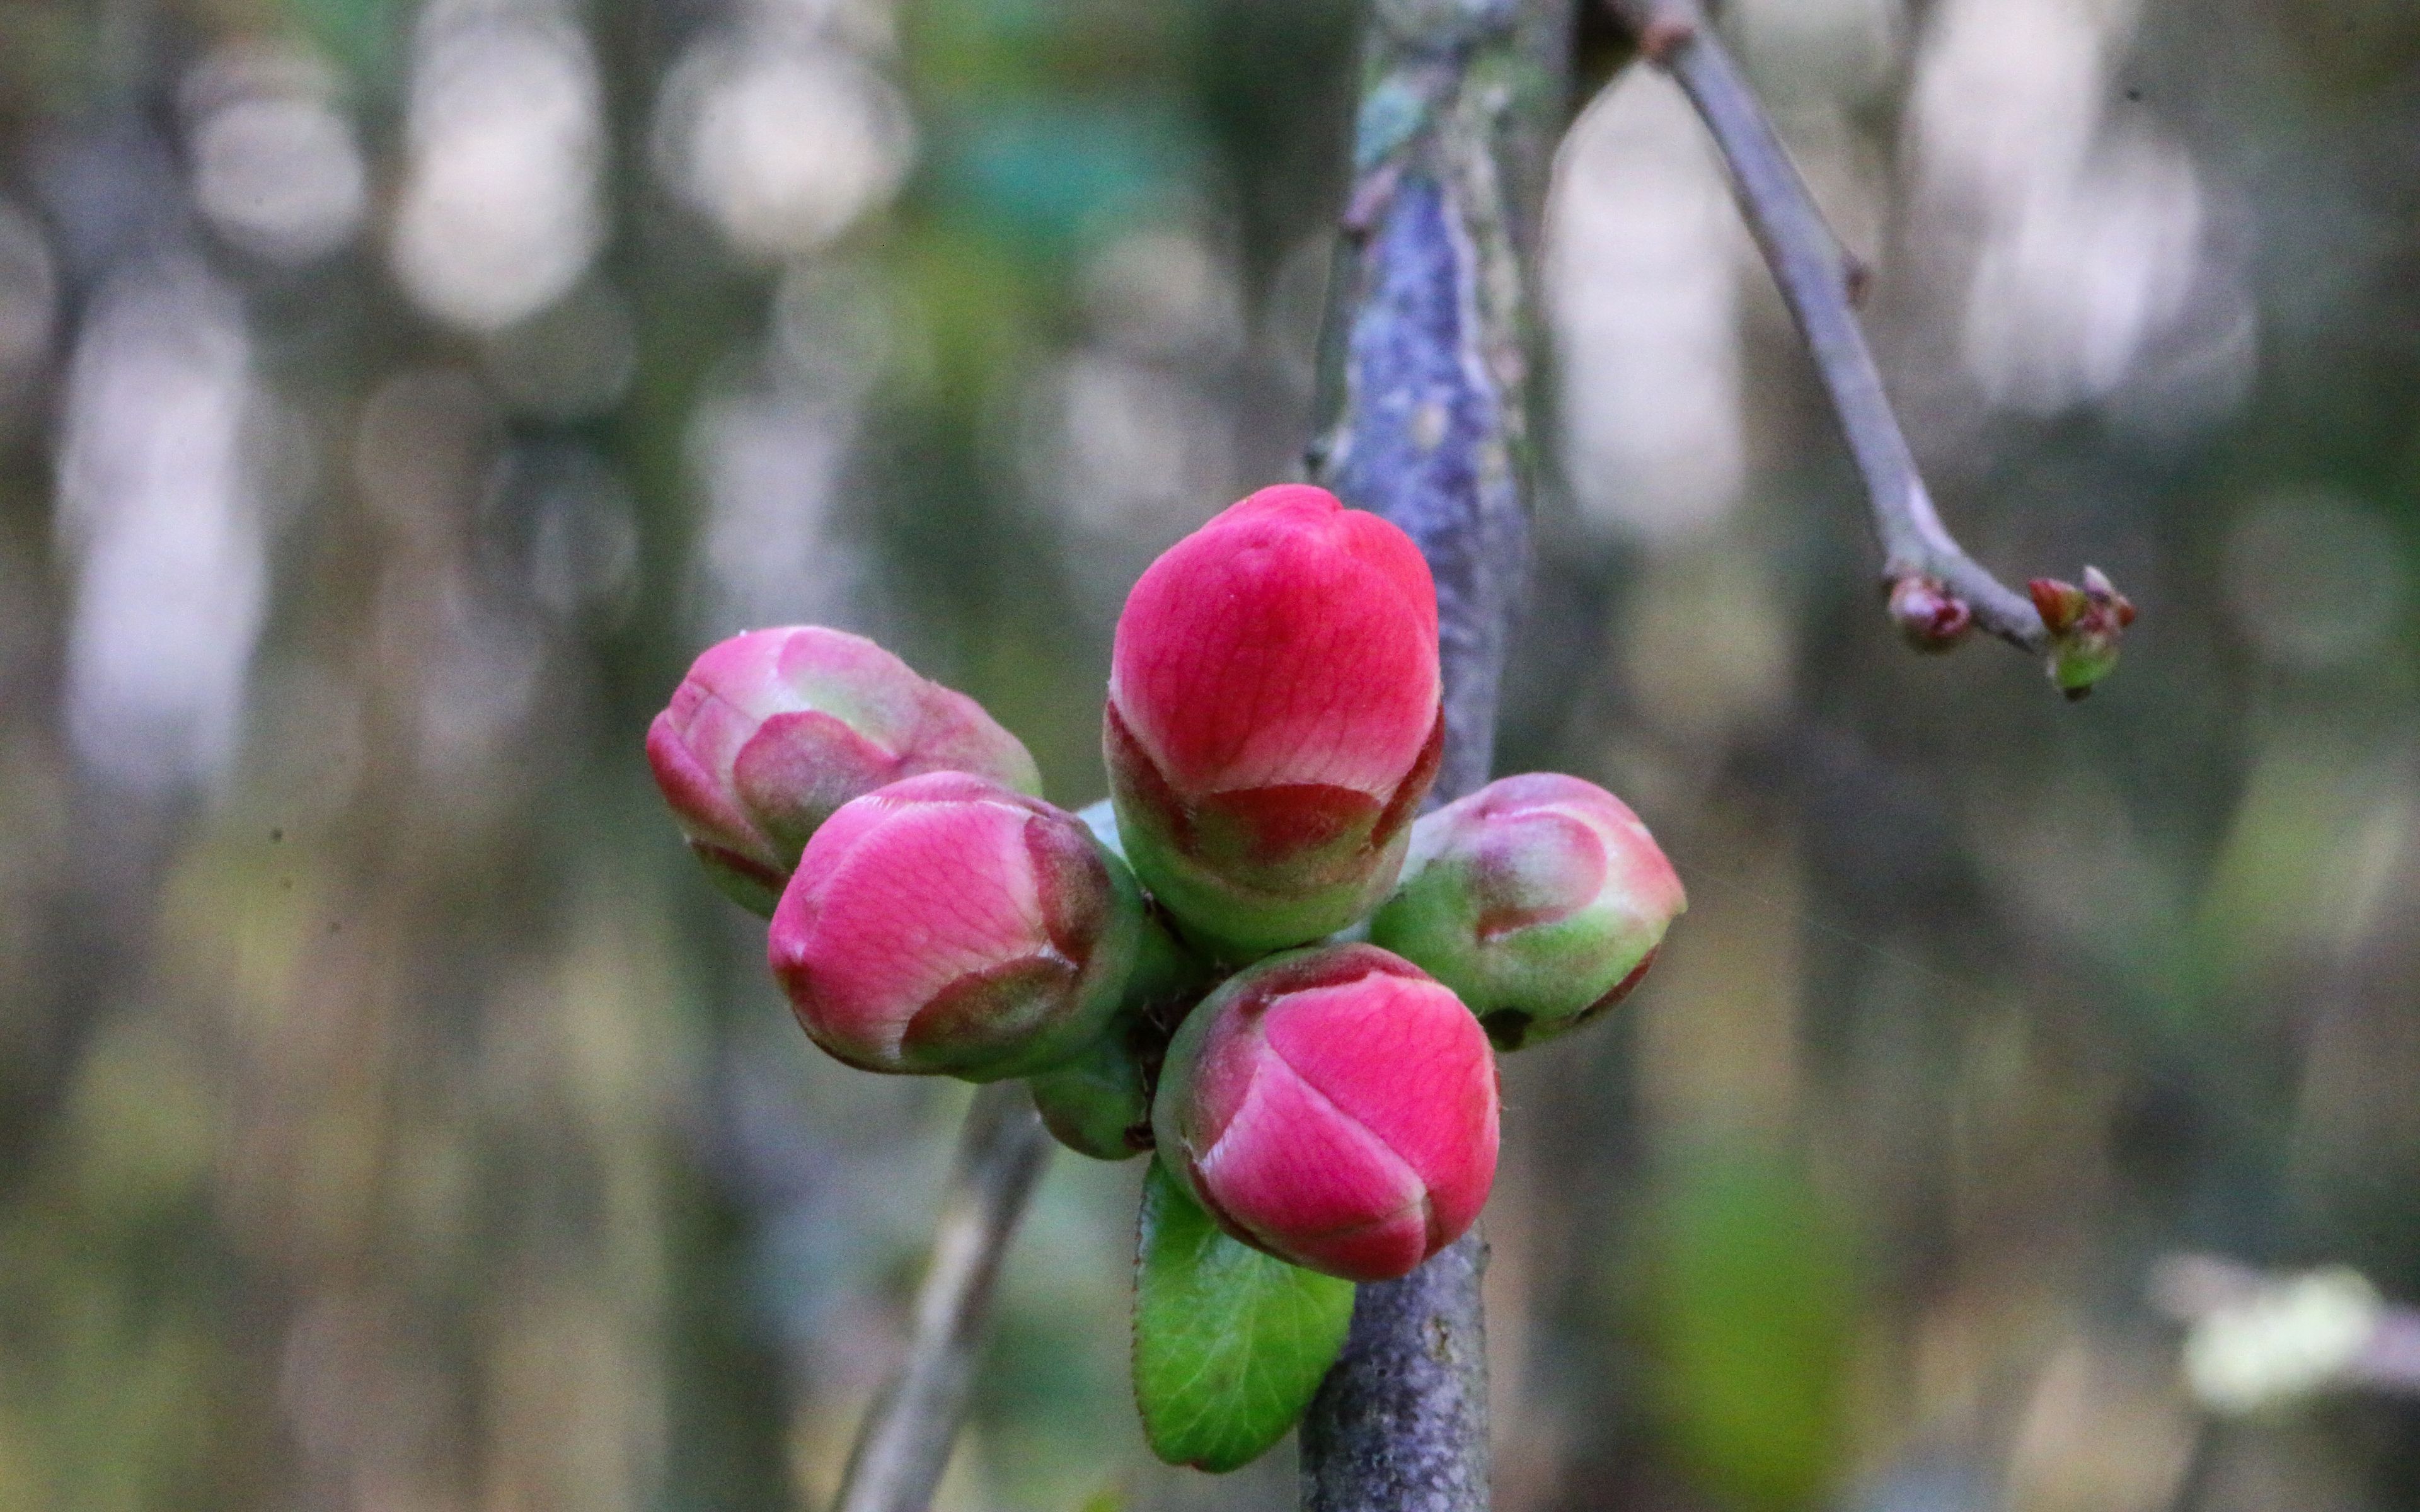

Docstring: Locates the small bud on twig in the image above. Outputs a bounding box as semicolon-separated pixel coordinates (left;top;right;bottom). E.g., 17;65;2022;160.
2029;566;2136;699
1605;0;2138;697
1887;575;1974;653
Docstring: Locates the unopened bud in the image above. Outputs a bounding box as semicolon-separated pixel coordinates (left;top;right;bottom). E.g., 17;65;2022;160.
1370;774;1685;1051
1153;944;1499;1281
648;627;1040;914
2031;566;2136;699
1887;575;1973;651
1106;485;1443;956
769;773;1143;1080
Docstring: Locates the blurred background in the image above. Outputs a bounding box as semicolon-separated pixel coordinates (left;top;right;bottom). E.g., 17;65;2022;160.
3;0;2418;1507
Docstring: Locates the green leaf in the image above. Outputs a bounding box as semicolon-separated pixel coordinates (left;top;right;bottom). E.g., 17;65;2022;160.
1131;1161;1354;1472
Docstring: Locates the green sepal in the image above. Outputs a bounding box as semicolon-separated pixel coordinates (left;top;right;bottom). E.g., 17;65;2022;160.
1032;1032;1151;1160
693;844;784;919
1115;808;1410;961
2047;633;2123;697
1132;1160;1354;1472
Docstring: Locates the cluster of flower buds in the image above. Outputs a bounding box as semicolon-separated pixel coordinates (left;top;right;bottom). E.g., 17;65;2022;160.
645;483;1683;1285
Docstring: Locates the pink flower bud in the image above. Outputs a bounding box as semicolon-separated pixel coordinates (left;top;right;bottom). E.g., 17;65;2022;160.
768;773;1143;1080
1887;575;1973;652
1152;944;1498;1281
1369;774;1685;1051
1105;485;1444;955
647;627;1040;914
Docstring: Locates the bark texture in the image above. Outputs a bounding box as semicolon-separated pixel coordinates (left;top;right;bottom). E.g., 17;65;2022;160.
1300;1;1572;1504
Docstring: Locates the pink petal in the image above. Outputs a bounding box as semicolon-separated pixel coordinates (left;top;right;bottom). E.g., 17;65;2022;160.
1109;486;1439;799
1468;810;1609;938
1197;1051;1432;1281
1262;968;1498;1223
731;709;901;850
646;706;768;861
773;784;1046;1061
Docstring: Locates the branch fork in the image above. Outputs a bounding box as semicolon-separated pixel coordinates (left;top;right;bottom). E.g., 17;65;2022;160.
1606;0;2135;696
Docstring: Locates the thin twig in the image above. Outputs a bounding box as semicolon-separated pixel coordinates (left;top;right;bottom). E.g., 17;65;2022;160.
1606;0;2133;684
833;1081;1052;1512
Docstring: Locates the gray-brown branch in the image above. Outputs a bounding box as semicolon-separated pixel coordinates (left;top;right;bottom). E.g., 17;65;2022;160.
1607;0;2130;680
1299;1;1573;1506
832;1081;1052;1512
